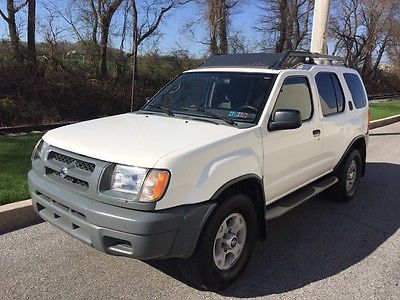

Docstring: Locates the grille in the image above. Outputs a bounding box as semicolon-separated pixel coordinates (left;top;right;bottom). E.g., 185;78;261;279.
48;151;95;173
46;168;89;188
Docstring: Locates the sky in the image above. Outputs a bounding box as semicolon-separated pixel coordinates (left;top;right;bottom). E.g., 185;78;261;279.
0;0;262;57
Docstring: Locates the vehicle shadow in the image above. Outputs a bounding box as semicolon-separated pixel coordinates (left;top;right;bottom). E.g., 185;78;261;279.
148;162;400;297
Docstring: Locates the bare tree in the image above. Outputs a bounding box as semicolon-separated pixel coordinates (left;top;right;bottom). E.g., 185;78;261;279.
115;0;130;78
97;0;124;76
27;0;36;69
53;0;100;67
0;0;28;61
40;3;68;60
329;0;399;76
55;0;125;76
201;0;238;54
130;0;185;110
256;0;314;52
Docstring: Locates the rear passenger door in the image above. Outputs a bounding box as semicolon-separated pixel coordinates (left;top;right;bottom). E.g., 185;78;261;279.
314;72;348;173
263;74;323;203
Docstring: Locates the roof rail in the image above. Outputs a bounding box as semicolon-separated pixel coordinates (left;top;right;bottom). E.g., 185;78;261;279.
197;51;346;70
273;51;346;69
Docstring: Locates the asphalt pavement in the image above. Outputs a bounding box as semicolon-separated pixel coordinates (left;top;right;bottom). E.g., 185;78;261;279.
1;122;399;299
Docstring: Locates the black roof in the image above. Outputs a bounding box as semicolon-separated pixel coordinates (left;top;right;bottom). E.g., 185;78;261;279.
198;51;345;69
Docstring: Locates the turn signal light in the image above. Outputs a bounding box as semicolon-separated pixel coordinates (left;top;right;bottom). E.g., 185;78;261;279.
139;170;170;202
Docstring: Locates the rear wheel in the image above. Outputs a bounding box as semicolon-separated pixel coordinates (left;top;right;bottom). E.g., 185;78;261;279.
177;193;257;291
331;149;362;202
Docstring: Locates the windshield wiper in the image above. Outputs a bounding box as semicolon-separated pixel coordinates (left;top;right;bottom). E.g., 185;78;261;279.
181;107;236;126
146;103;174;116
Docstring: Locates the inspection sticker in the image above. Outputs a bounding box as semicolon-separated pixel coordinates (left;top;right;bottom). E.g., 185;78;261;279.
229;111;249;118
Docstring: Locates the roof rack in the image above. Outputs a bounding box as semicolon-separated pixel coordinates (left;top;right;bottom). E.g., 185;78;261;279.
274;51;346;69
198;51;346;70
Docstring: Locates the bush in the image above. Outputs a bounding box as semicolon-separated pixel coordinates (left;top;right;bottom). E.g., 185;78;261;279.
0;51;200;127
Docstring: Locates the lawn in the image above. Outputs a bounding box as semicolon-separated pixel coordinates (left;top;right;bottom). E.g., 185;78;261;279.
369;100;400;121
0;134;42;205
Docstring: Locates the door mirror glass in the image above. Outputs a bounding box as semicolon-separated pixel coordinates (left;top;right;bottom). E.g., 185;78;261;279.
268;109;302;131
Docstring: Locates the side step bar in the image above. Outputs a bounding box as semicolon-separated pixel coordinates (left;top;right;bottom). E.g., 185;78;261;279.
265;176;338;220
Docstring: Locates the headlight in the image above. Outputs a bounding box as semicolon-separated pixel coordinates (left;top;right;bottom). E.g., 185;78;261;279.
100;164;170;202
31;139;49;160
110;165;147;195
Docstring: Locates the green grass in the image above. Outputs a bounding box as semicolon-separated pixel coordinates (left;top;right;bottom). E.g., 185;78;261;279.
0;134;42;205
369;100;400;121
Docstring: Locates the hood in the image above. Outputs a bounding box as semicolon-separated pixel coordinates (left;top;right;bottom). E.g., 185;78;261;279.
43;113;238;167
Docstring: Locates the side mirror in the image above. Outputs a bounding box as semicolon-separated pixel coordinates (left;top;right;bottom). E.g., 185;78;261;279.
268;109;302;131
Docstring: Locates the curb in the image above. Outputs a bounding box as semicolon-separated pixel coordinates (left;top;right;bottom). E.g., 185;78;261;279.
370;114;400;129
0;199;41;233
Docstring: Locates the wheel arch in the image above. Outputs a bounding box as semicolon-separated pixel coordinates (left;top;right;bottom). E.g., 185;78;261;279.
334;135;367;176
211;174;267;241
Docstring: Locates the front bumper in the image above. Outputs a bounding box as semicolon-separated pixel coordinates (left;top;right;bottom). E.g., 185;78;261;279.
28;170;215;260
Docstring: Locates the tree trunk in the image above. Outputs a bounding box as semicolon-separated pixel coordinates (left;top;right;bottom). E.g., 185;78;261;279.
131;0;138;111
27;0;36;70
99;16;110;77
276;0;288;52
117;0;130;79
208;0;219;55
6;0;23;61
372;38;388;76
219;2;228;54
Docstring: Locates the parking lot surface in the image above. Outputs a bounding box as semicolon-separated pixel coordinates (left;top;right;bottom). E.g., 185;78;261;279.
1;122;399;299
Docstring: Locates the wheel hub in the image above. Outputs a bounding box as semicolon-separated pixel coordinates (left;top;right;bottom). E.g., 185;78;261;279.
213;213;247;270
230;236;238;248
221;233;238;249
346;160;358;193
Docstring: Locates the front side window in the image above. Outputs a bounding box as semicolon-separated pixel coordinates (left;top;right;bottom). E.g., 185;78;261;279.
272;76;313;121
315;72;345;116
344;73;367;109
142;72;275;125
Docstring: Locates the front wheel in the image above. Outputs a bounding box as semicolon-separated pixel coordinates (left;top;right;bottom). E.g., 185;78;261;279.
178;193;258;291
331;149;362;202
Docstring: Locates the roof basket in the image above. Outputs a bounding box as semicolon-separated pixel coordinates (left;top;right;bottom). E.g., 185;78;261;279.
198;51;346;70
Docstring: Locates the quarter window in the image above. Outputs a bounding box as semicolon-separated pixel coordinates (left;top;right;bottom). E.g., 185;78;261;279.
315;72;345;116
344;73;367;109
273;76;313;121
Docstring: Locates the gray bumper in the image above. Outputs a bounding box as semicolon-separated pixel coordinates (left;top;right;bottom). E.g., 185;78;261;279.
28;170;216;260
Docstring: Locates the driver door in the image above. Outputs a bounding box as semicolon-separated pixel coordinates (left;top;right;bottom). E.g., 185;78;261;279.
263;74;323;203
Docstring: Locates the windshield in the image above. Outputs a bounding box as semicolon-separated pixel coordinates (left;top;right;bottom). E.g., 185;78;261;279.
141;72;276;125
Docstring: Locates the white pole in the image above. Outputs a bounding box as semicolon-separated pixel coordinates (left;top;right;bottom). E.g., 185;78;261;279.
310;0;331;54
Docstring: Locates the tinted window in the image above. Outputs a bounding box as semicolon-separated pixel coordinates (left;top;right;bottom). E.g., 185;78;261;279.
143;72;275;124
315;73;338;115
331;74;345;112
273;76;313;121
344;73;367;109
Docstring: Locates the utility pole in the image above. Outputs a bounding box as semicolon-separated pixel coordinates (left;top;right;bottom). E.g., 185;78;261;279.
130;30;136;112
310;0;331;54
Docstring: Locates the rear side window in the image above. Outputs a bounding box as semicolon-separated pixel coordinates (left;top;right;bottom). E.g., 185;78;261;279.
273;76;313;121
344;73;367;109
315;72;345;116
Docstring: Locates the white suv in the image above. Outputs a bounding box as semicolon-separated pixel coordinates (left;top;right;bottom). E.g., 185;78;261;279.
28;51;369;291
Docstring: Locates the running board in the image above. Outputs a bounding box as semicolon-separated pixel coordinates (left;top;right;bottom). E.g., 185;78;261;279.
265;176;338;220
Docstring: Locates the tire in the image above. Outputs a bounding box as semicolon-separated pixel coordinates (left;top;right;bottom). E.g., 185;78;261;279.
177;192;258;291
330;149;362;202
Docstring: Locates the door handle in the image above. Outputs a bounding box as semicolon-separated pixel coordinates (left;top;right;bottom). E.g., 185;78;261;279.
313;129;321;137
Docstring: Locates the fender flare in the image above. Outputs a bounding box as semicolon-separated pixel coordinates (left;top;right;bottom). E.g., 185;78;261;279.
210;173;267;241
333;135;367;176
